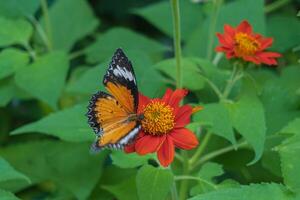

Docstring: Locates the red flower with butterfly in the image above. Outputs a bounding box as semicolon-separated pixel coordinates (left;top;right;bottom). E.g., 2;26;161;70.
125;89;201;167
215;20;281;65
87;49;201;167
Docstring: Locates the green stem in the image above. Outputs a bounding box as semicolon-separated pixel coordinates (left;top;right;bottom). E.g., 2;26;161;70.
189;133;212;166
200;75;223;99
175;175;218;190
206;0;222;60
41;0;53;50
170;0;182;89
171;181;179;200
69;49;86;60
27;15;51;52
178;151;189;200
191;140;248;171
212;52;223;66
23;42;37;61
222;62;244;100
264;0;291;13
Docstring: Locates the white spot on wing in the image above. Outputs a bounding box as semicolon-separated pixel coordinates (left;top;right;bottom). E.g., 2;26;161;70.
113;65;136;83
119;125;140;145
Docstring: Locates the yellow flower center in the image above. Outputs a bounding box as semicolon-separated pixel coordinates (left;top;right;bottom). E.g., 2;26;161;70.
234;33;260;56
141;101;175;136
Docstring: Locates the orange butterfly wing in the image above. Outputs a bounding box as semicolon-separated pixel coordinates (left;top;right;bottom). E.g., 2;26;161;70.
87;49;140;150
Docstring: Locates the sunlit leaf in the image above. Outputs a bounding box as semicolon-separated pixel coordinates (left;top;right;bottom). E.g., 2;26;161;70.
102;176;138;200
39;0;99;51
267;15;300;52
0;189;20;200
110;151;154;169
0;157;30;184
0;0;39;18
193;103;236;144
11;104;93;142
133;0;204;40
155;58;205;91
189;183;292;200
85;27;168;63
136;165;173;200
0;17;33;47
14;51;69;109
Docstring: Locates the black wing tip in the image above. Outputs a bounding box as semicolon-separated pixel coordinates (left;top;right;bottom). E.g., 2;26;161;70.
86;91;109;136
112;48;129;62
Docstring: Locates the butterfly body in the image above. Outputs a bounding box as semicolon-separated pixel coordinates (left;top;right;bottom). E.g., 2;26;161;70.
87;48;141;151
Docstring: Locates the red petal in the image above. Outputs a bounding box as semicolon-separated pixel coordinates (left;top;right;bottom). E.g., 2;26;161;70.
169;128;199;150
216;33;232;47
258;52;281;58
224;24;235;37
237;20;252;33
243;55;261;65
157;136;175;167
164;89;188;107
135;134;166;155
138;93;151;113
259;37;273;50
175;105;192;128
124;143;135;153
162;88;173;103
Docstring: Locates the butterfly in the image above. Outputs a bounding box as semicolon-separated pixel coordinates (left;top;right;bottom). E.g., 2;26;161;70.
86;48;143;151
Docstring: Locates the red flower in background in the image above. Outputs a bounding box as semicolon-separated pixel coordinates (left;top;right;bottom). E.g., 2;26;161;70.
216;20;281;66
125;89;202;167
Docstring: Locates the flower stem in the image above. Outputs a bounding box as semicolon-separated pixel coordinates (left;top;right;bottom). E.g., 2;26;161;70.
170;0;182;89
171;181;179;200
175;175;218;189
199;75;223;99
189;133;212;166
221;62;244;100
23;42;37;61
41;0;53;50
264;0;291;13
191;140;249;171
206;0;222;60
178;151;189;200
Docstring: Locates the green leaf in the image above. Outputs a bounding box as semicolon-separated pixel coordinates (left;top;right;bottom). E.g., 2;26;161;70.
189;183;292;200
280;118;300;136
0;157;30;184
190;162;225;196
133;1;204;40
110;151;154;169
39;0;99;51
278;135;300;193
14;51;69;109
47;142;108;200
11;104;94;142
227;85;266;164
184;0;265;57
0;17;33;47
0;0;39;18
67;50;165;97
0;48;29;80
85;27;168;63
0;79;15;107
102;176;138;200
193;103;236;144
136;165;173;200
267;15;300;51
155;58;205;91
0;141;107;199
66;64;106;95
0;189;20;200
261;66;300;135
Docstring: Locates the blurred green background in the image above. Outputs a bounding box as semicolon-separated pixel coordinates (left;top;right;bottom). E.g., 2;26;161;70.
0;0;299;199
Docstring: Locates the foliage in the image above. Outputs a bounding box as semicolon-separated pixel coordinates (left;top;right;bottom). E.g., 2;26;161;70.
0;0;299;200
